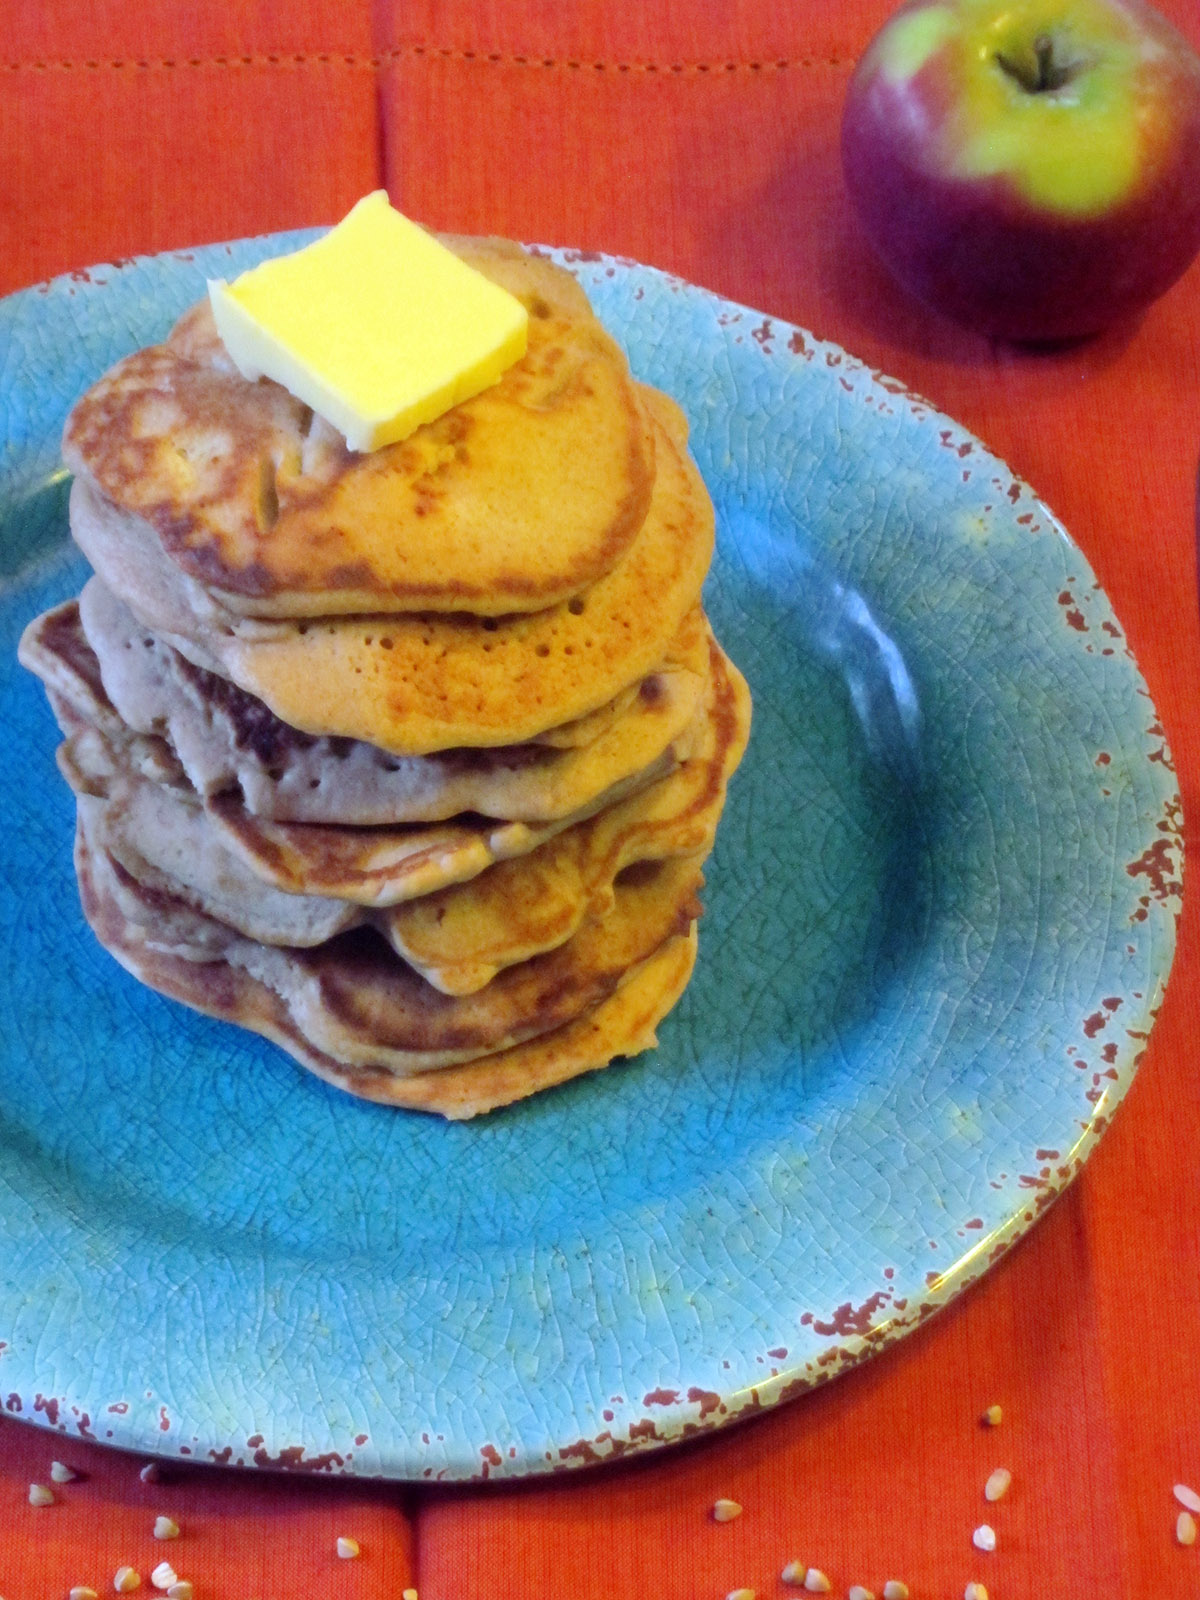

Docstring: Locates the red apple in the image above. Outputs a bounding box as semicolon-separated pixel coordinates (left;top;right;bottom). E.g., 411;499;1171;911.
841;0;1200;340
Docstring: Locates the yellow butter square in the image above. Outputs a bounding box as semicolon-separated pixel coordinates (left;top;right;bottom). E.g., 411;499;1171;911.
208;191;529;453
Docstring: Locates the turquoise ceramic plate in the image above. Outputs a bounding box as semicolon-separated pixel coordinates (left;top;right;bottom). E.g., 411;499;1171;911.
0;237;1180;1479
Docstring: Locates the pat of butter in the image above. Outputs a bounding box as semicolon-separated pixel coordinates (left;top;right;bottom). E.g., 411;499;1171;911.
208;191;529;453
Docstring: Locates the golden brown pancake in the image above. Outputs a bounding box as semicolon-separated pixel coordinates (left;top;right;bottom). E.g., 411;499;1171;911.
73;779;358;950
79;821;703;1073
22;228;752;1118
66;385;710;755
373;930;698;1118
380;637;750;991
80;819;699;1118
61;634;749;993
204;800;579;910
165;399;714;755
62;241;656;619
25;588;711;828
201;639;739;919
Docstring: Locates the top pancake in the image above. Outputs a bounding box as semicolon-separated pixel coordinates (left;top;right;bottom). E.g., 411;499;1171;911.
69;390;715;754
62;238;656;619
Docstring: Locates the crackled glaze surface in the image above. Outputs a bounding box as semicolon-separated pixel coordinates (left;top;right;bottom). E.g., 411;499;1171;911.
0;238;1180;1479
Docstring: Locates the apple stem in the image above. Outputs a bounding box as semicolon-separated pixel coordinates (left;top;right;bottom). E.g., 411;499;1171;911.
996;33;1076;94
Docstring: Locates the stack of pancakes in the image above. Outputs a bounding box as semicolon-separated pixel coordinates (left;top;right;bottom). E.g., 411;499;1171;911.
20;238;749;1118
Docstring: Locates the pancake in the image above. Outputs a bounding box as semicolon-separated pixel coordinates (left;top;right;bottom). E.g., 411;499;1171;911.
59;715;580;910
80;821;699;1118
203;798;574;911
80;819;703;1073
22;229;751;1117
378;929;697;1118
61;633;748;991
68;389;714;755
70;753;706;990
74;781;358;951
62;240;656;618
377;636;748;990
26;586;710;826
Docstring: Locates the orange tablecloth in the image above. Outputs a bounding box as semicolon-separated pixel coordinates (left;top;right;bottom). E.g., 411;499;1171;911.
2;3;1199;1596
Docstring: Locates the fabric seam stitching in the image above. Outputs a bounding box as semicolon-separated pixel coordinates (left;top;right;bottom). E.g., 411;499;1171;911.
0;48;846;74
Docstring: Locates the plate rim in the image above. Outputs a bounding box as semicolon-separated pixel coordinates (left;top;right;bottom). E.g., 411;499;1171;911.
0;235;1182;1480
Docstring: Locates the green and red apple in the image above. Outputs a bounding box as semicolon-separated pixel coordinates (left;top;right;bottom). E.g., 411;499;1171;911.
841;0;1200;340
